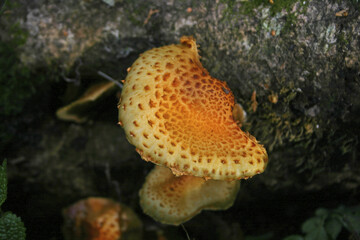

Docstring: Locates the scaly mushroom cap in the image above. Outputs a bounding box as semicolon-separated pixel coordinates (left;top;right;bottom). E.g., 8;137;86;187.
139;165;240;225
118;36;268;180
62;197;142;240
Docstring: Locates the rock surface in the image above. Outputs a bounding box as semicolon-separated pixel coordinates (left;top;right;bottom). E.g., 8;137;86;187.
1;0;360;239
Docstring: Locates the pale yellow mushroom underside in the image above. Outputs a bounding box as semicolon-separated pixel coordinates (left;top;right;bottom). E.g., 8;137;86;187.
139;165;240;225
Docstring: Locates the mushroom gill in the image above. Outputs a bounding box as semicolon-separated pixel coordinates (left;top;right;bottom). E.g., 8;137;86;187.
139;165;240;225
118;36;268;180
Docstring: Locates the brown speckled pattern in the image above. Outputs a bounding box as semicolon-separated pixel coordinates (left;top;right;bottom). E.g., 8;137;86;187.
118;36;268;180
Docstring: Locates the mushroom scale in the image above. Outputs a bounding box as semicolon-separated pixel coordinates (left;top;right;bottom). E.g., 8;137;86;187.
118;36;268;180
139;165;240;225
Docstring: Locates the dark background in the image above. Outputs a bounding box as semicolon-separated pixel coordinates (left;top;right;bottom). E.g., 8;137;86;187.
1;0;359;239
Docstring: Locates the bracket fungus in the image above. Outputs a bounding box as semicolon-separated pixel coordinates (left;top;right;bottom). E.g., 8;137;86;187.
57;81;117;123
139;165;240;225
118;36;268;181
62;197;142;240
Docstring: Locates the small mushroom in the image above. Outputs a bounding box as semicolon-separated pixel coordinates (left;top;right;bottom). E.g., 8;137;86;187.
139;165;240;225
118;36;268;180
232;103;247;127
62;197;142;240
57;81;117;123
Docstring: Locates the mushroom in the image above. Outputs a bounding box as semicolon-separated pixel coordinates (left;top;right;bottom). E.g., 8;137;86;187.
139;165;240;225
62;197;142;240
118;36;268;180
232;103;247;128
57;81;117;123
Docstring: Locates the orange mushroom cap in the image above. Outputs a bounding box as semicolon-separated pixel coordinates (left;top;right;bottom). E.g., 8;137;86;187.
139;165;240;225
62;197;142;240
118;36;268;180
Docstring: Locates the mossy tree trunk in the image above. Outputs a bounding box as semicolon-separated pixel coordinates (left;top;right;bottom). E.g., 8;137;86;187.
1;0;359;239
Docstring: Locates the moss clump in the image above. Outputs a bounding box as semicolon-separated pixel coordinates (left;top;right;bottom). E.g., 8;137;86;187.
0;1;6;13
337;32;350;46
0;160;26;240
219;0;309;37
122;0;150;26
0;47;32;115
0;22;36;116
220;0;307;17
282;12;298;33
244;71;359;180
0;24;50;152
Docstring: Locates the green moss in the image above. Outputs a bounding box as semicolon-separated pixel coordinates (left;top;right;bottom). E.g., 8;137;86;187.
122;0;149;26
244;74;358;179
337;32;350;46
335;0;360;8
282;12;298;33
0;160;26;240
267;0;306;16
0;24;51;152
0;26;39;116
0;0;6;14
220;0;307;17
219;0;308;38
